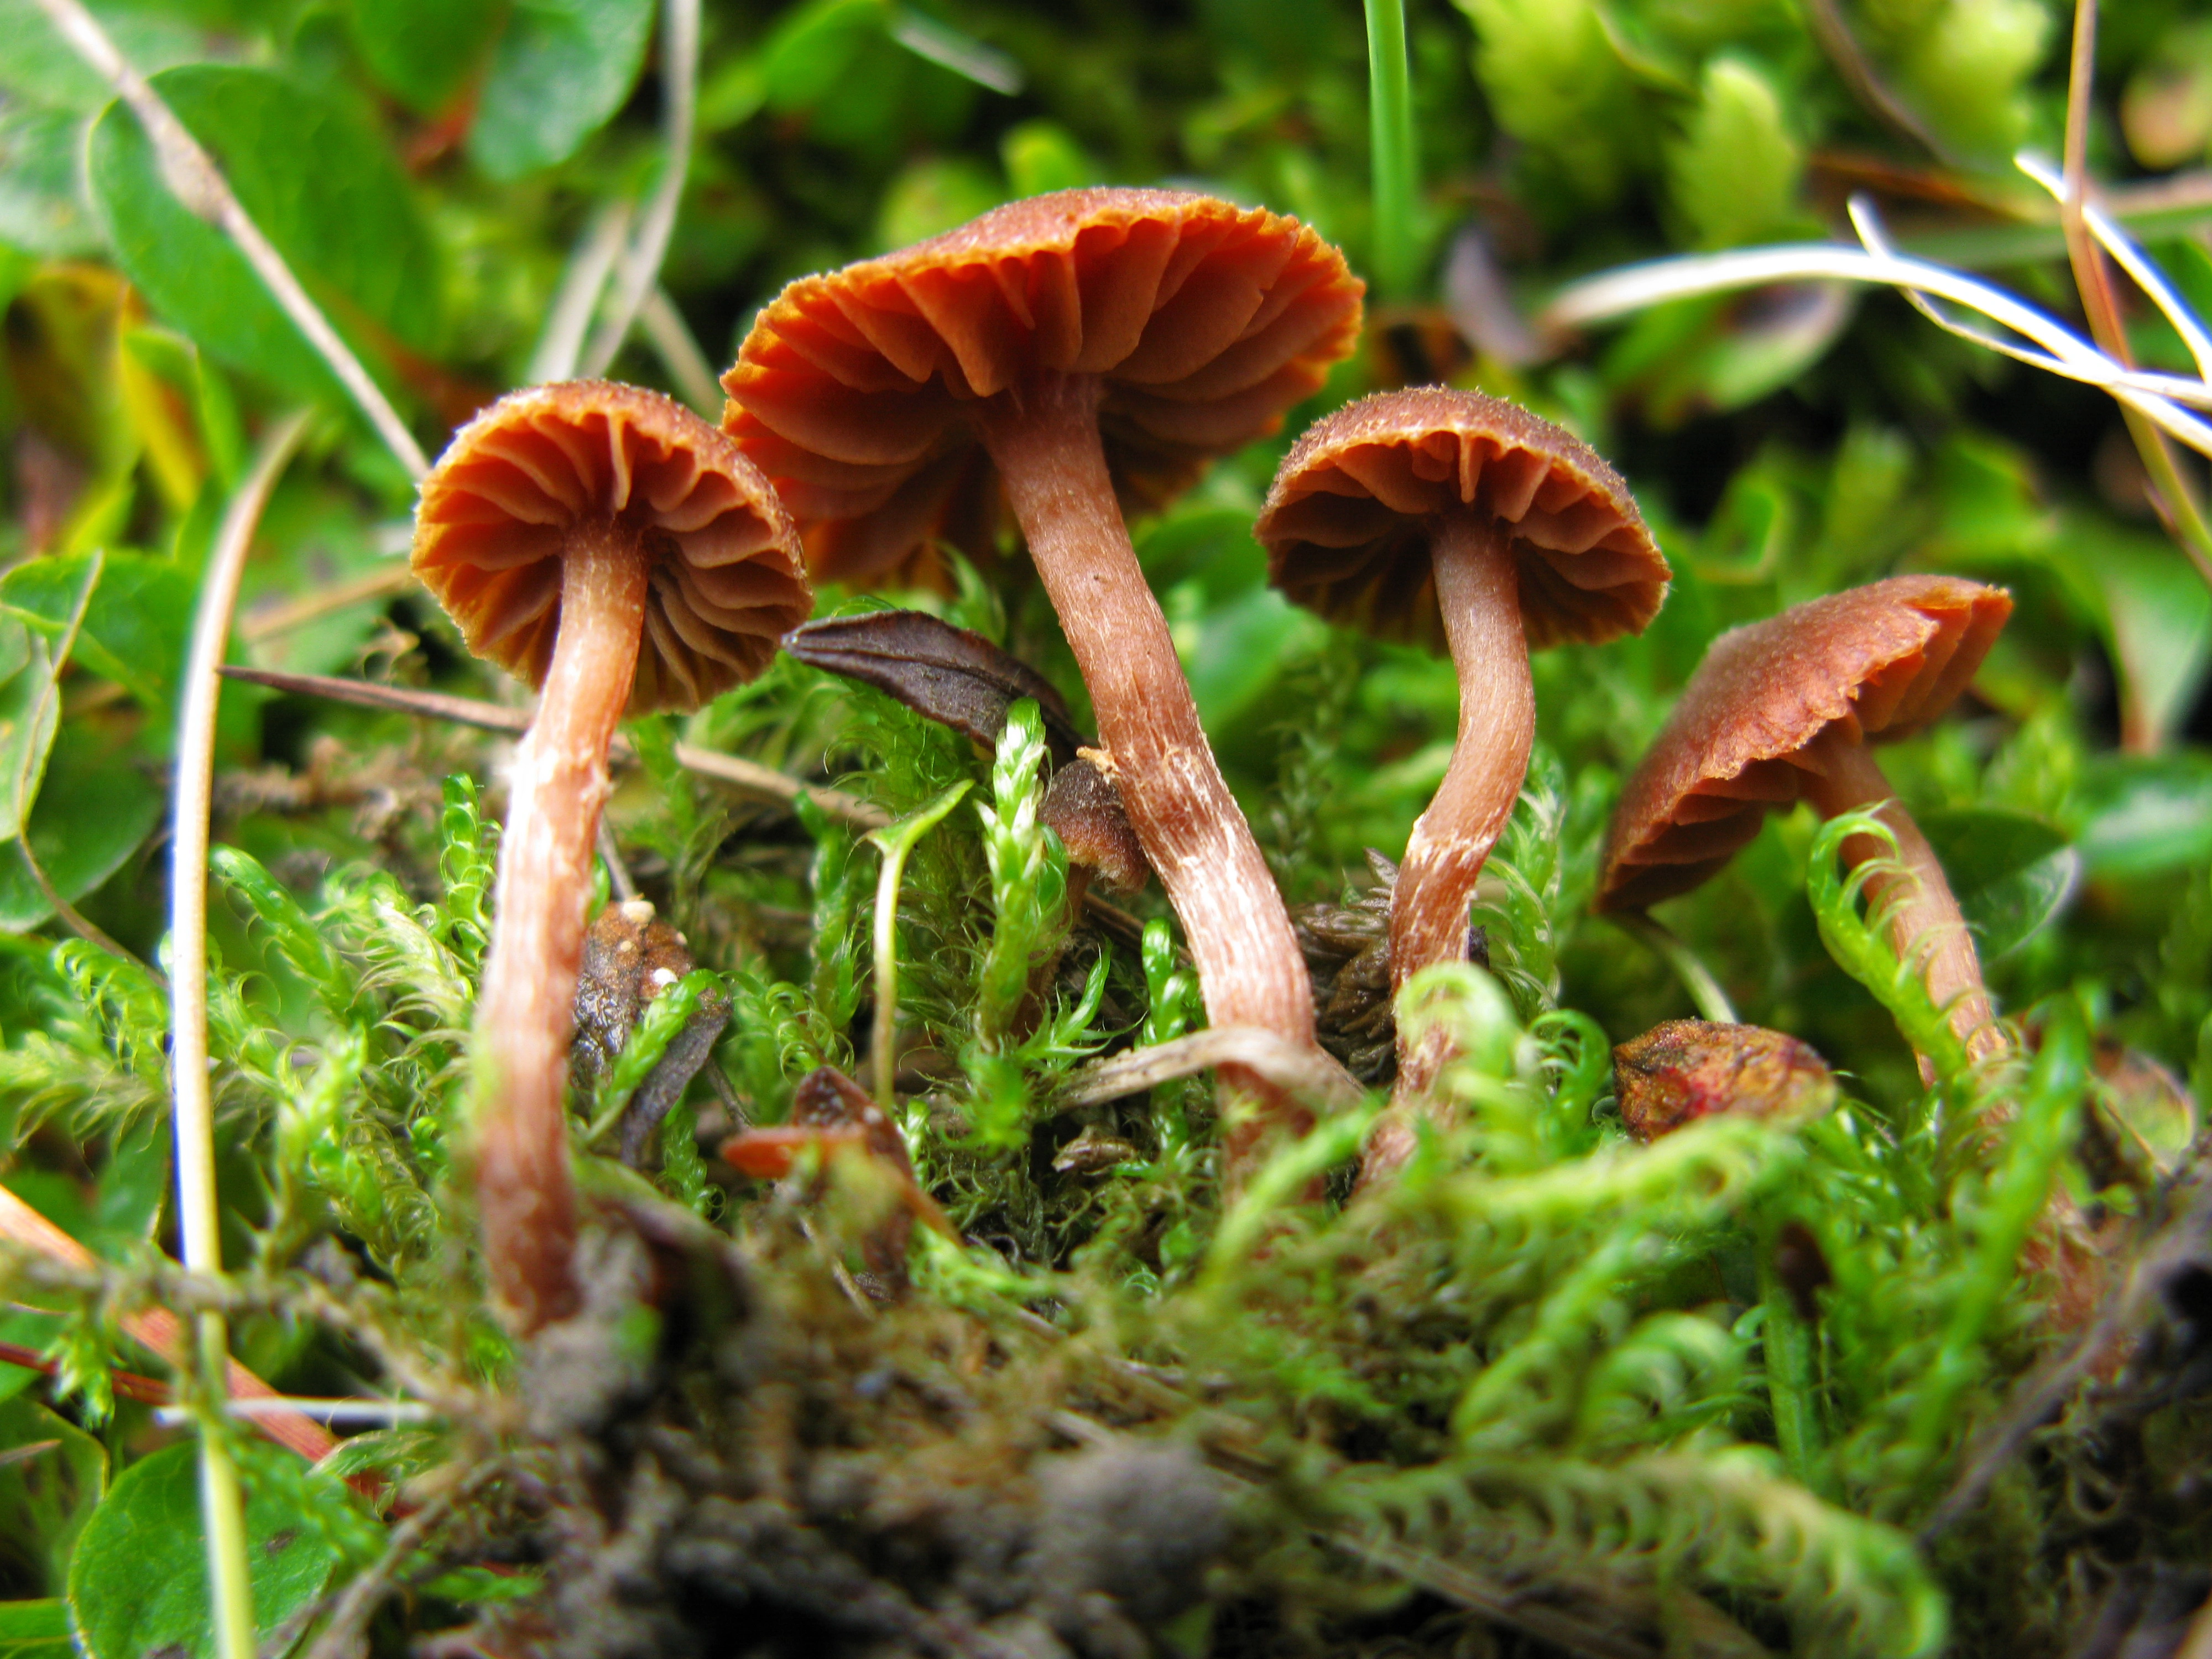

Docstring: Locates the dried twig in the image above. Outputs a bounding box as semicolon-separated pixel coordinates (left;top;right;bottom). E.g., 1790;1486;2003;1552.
25;0;429;481
1799;0;1946;158
214;663;891;828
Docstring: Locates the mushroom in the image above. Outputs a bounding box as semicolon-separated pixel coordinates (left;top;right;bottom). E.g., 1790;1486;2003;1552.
413;380;811;1329
1254;388;1668;1166
1042;750;1150;911
723;187;1364;1181
1597;574;2013;1067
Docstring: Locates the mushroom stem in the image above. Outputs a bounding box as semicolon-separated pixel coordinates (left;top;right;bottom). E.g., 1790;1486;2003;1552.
474;517;651;1331
1389;512;1535;1093
974;372;1317;1179
1799;729;2006;1066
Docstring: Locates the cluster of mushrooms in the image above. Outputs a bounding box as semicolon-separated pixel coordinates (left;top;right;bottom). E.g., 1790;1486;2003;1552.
407;188;2017;1332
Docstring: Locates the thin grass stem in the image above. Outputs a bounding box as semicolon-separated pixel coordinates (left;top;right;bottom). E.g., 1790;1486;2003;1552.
2016;153;2212;379
1610;912;1738;1025
26;0;428;480
2049;0;2212;589
1362;0;1418;299
527;200;634;386
864;783;973;1113
1543;242;2212;461
639;285;725;414
168;410;312;1659
581;0;701;378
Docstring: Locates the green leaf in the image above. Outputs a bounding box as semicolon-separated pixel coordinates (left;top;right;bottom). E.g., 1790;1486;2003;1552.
1916;807;2078;960
0;0;201;115
1000;121;1100;197
88;64;440;402
0;107;101;258
66;1442;341;1659
1;551;191;722
0;726;165;931
2071;754;2212;878
90;1122;171;1250
0;556;99;846
0;1398;107;1599
351;0;503;113
875;156;1001;250
762;0;888;111
2073;525;2212;750
1665;55;1800;249
1453;0;1642;204
0;1599;72;1658
467;0;656;181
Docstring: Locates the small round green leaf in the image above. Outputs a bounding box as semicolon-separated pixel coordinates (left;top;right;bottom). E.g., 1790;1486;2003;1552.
1917;806;2078;959
67;1442;340;1659
467;0;656;180
351;0;503;113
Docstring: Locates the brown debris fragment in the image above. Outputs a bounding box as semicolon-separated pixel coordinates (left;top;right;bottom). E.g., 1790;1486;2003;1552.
1613;1019;1838;1143
571;899;732;1165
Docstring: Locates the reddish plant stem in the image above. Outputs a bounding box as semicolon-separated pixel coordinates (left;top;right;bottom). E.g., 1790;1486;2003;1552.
975;374;1317;1185
1801;730;2006;1068
474;519;650;1331
1366;513;1534;1181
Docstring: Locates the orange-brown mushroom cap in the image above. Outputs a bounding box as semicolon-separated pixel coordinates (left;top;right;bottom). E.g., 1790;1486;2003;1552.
1598;574;2012;912
1255;387;1669;651
721;187;1364;587
414;381;812;714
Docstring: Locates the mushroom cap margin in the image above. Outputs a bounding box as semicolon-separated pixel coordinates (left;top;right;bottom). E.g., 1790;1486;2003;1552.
413;380;813;717
1597;573;2012;912
1255;386;1670;652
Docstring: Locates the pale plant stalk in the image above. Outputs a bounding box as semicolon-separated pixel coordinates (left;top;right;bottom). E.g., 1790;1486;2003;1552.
1543;242;2212;461
526;201;634;386
639;285;724;414
581;0;701;378
2053;0;2212;588
169;410;312;1659
864;784;973;1116
25;0;429;481
1611;911;1739;1025
2015;154;2212;378
1846;197;2212;416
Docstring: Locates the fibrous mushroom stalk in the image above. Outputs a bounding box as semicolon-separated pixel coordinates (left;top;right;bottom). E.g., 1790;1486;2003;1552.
973;372;1317;1173
1390;512;1534;1091
1797;727;2004;1066
474;517;650;1329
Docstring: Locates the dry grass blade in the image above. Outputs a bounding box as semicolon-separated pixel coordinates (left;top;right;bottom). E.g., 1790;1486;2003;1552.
0;1183;337;1465
215;664;890;828
1062;1026;1365;1111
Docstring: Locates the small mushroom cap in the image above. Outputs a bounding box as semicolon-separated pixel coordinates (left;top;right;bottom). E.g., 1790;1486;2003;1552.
414;380;812;716
1041;754;1150;896
1598;574;2012;912
1255;387;1668;651
722;187;1364;588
